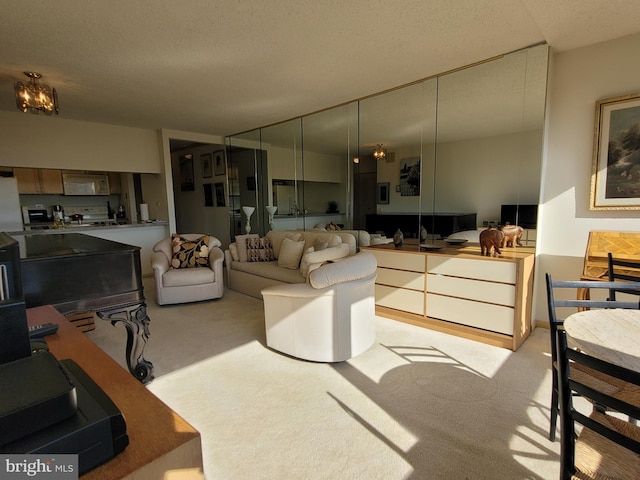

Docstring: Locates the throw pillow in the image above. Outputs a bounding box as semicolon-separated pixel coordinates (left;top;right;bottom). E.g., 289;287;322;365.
266;231;301;259
171;234;210;268
229;243;239;262
235;234;259;262
246;237;275;262
277;238;305;270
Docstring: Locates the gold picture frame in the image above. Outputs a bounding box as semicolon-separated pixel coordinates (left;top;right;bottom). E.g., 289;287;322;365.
591;92;640;210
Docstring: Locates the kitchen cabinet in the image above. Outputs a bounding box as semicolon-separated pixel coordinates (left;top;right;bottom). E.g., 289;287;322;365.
364;242;535;351
14;168;63;194
108;172;122;194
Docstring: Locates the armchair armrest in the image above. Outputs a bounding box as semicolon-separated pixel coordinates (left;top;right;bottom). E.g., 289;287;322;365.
151;251;170;277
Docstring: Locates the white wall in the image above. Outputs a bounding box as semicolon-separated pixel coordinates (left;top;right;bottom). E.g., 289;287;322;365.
0;111;161;173
535;33;640;322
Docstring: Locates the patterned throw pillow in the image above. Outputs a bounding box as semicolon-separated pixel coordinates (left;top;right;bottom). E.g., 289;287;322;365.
246;237;275;262
171;234;211;268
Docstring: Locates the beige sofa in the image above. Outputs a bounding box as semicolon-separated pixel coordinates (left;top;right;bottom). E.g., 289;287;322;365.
224;229;357;299
261;252;377;362
312;226;393;250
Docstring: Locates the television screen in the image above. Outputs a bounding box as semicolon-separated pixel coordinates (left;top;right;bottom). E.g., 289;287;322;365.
500;204;538;229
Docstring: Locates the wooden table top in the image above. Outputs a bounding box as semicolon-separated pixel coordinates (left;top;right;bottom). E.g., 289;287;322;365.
564;308;640;372
27;305;203;479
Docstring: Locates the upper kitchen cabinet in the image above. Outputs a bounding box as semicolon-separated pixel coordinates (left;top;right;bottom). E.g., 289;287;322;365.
13;168;63;194
107;172;122;194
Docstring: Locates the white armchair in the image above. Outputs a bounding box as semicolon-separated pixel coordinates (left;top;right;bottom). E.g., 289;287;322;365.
151;234;224;305
261;252;377;362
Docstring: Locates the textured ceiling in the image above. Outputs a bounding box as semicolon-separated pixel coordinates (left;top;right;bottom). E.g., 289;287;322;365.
1;0;640;138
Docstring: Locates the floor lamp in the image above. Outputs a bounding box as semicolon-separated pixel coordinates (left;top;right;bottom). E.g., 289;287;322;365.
242;206;255;234
266;205;277;231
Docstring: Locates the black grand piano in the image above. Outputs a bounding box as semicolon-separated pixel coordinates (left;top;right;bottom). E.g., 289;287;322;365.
15;232;153;383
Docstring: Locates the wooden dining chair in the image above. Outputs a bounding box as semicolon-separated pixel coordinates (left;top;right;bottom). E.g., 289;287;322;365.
608;252;640;301
556;328;640;479
545;274;640;441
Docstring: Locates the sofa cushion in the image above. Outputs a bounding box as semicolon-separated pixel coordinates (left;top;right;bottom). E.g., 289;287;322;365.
266;231;302;259
163;265;216;287
300;243;350;278
247;237;275;262
171;234;211;268
232;261;305;284
278;238;305;269
229;243;239;261
235;234;259;262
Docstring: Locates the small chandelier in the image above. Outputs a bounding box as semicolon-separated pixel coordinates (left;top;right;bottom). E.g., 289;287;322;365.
373;144;386;160
15;72;59;115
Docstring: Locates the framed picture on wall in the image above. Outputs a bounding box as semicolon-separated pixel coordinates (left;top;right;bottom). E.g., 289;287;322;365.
400;157;420;196
591;91;640;210
213;150;226;176
203;183;214;206
215;182;225;206
376;182;390;204
201;153;212;178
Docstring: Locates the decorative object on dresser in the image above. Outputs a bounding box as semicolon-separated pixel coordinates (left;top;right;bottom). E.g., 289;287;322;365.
393;228;403;248
500;224;523;248
479;228;503;256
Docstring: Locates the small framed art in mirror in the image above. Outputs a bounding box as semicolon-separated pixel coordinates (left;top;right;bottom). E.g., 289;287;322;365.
377;182;390;204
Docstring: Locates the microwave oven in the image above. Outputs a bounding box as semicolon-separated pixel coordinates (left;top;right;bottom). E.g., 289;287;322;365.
62;174;110;196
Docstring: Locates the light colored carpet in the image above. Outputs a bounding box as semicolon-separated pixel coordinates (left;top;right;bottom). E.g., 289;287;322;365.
87;278;561;479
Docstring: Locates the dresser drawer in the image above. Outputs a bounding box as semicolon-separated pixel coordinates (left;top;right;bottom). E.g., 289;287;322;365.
426;273;515;307
427;256;516;283
370;250;425;272
426;293;514;335
377;267;425;291
375;284;424;315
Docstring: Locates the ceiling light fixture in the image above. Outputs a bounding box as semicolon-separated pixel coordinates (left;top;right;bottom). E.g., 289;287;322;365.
15;72;59;115
373;144;386;160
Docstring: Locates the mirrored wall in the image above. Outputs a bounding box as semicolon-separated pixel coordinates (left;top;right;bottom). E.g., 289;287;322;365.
227;43;548;244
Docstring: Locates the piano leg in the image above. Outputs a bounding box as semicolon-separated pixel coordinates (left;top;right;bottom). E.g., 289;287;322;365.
97;303;155;384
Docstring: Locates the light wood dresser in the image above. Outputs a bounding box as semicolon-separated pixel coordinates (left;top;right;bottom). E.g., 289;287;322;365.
363;241;535;351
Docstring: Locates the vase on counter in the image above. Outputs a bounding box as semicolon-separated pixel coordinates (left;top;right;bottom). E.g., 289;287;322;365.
393;228;404;248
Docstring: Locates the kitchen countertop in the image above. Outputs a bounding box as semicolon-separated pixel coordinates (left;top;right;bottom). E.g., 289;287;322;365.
8;220;168;236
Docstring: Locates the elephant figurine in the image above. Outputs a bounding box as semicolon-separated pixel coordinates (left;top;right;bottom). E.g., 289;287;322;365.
500;224;524;248
479;228;504;257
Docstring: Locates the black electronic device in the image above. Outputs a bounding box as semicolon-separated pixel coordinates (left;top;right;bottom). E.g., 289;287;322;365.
0;231;31;364
0;352;77;446
500;204;538;230
28;322;59;338
2;358;129;475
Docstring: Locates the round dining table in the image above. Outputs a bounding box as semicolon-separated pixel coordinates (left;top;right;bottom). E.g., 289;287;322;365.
563;308;640;372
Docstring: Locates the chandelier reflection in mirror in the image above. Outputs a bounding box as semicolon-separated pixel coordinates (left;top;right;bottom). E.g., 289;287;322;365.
373;144;386;160
15;72;59;115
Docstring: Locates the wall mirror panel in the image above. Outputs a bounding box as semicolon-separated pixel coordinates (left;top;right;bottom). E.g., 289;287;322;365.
261;118;303;231
299;103;356;230
227;128;267;237
227;43;548;246
432;44;547;235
